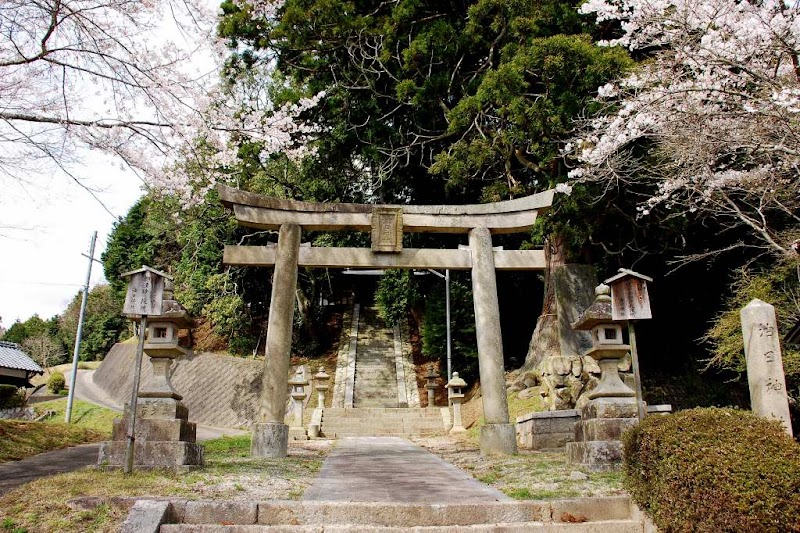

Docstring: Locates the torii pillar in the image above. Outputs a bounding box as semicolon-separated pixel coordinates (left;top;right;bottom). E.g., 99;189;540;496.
251;224;300;457
470;227;517;455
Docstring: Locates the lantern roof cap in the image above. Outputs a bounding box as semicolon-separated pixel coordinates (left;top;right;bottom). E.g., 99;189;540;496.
446;372;467;389
149;303;194;328
288;368;309;386
604;268;652;285
572;284;625;330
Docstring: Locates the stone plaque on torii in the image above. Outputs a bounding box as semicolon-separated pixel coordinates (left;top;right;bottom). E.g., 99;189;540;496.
218;184;555;457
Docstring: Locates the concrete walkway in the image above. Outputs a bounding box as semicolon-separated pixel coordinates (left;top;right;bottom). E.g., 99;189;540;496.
0;443;100;496
0;370;245;497
303;436;511;503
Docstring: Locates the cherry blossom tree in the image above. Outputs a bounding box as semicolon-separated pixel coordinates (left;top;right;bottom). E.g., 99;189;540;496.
0;0;320;208
568;0;800;259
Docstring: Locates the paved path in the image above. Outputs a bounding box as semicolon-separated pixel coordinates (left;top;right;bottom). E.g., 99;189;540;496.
0;370;245;496
303;436;510;503
0;443;100;496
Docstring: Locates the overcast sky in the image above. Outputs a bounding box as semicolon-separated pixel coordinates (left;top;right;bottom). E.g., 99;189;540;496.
0;155;144;327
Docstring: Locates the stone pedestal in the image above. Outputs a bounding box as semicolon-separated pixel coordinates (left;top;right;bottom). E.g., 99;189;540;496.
251;422;289;458
480;423;517;456
566;397;638;471
98;397;203;470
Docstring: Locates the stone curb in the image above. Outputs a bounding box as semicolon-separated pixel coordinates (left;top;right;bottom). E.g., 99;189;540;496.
120;496;637;531
161;521;644;532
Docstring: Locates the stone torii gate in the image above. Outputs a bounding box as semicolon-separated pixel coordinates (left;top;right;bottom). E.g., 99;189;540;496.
218;184;554;457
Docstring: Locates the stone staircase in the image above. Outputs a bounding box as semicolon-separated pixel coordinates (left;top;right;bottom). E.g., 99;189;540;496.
321;303;439;438
353;307;398;408
319;407;445;438
126;496;650;532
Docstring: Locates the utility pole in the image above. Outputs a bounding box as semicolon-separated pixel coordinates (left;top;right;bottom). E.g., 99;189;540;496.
65;231;97;424
427;269;452;382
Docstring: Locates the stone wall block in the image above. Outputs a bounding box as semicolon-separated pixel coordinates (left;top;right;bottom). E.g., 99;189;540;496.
184;501;257;525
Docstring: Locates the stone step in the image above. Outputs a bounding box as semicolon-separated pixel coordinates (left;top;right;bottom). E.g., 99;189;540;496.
151;498;637;529
161;520;644;532
324;408;441;416
321;407;446;437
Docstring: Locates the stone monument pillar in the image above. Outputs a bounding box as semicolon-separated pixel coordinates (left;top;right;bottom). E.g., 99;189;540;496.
566;284;638;470
469;226;517;455
741;299;793;437
446;372;468;434
98;288;203;470
253;223;301;458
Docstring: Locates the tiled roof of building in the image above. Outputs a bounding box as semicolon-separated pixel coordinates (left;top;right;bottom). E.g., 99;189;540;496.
0;341;44;373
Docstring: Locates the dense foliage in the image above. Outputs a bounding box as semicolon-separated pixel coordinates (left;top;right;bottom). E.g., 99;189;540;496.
47;372;65;394
0;385;25;409
421;277;480;382
706;259;800;398
623;408;800;532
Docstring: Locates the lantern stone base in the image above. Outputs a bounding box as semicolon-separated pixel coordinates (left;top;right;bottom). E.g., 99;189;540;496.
97;398;203;470
98;441;204;470
566;441;623;471
480;423;518;456
566;398;638;471
289;427;309;441
251;422;289;458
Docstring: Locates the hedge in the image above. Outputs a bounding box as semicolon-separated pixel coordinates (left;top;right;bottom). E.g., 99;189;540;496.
0;385;24;409
47;372;65;394
623;407;800;532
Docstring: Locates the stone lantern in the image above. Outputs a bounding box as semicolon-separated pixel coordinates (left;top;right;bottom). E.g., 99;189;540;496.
314;367;329;409
425;363;439;407
566;283;637;470
139;280;193;401
288;368;309;440
98;275;203;470
446;372;467;434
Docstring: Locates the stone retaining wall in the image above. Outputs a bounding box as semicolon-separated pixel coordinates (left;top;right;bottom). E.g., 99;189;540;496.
0;406;35;420
93;343;263;428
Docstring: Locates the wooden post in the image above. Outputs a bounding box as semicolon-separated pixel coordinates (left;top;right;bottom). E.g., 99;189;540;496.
628;322;646;422
124;315;147;474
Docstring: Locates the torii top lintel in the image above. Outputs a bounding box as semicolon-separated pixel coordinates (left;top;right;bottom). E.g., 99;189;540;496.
217;184;555;235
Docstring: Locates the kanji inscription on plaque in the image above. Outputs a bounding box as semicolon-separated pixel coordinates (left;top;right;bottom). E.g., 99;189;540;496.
122;270;164;317
371;207;403;252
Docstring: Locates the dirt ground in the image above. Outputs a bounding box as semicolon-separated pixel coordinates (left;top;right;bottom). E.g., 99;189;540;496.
411;435;625;500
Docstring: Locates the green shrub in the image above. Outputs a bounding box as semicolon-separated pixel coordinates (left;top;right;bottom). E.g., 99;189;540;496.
623;407;800;532
0;385;24;409
47;372;65;394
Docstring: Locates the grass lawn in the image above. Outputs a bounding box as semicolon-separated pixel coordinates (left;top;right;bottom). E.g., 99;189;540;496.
0;399;118;464
0;435;329;533
0;420;105;464
34;398;119;434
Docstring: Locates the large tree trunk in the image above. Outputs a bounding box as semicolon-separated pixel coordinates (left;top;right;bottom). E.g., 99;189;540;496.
511;235;597;398
515;237;565;384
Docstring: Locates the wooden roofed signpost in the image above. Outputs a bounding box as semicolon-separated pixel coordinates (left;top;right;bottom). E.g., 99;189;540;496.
605;269;653;422
218;184;555;457
120;266;167;474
